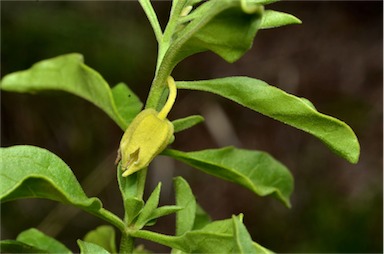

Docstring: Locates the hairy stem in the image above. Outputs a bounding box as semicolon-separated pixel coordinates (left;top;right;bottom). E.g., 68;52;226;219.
94;208;126;233
119;232;134;254
145;61;173;110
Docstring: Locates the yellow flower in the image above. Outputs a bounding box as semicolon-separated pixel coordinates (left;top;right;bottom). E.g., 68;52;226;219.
118;76;176;177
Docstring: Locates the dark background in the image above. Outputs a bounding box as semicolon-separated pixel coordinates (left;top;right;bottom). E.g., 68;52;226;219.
1;1;383;253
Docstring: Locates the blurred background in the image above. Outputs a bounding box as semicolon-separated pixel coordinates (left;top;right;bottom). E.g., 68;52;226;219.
1;1;382;253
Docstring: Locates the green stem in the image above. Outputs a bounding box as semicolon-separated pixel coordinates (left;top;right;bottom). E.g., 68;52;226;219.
131;230;184;251
94;208;126;233
138;0;163;43
146;1;243;111
145;60;174;110
119;232;134;254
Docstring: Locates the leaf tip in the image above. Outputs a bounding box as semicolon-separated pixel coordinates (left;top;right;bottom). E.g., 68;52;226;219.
345;140;361;164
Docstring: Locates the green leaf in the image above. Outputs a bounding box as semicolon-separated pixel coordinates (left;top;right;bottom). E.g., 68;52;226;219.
145;205;183;226
254;0;280;5
117;164;147;225
164;147;293;207
252;242;275;254
260;10;302;29
171;179;210;253
177;77;360;164
171;178;211;253
127;182;182;228
16;228;71;254
172;115;205;133
300;97;317;110
0;145;101;207
179;217;237;253
135;183;162;228
0;145;125;231
233;215;274;253
124;197;145;225
117;164;141;203
111;82;143;125
1;53;142;130
232;215;256;254
150;205;184;221
162;0;264;70
0;240;48;253
174;177;197;235
77;240;110;254
133;215;273;253
83;225;117;253
139;0;163;42
192;204;211;230
133;217;234;253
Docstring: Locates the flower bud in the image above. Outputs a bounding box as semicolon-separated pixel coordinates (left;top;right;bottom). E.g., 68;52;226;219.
119;109;174;177
118;76;177;177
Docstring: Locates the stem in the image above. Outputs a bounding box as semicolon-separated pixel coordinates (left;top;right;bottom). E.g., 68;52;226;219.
131;230;184;251
94;208;126;233
138;0;163;43
119;232;134;254
119;4;186;253
145;60;174;110
147;1;240;111
118;168;147;253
